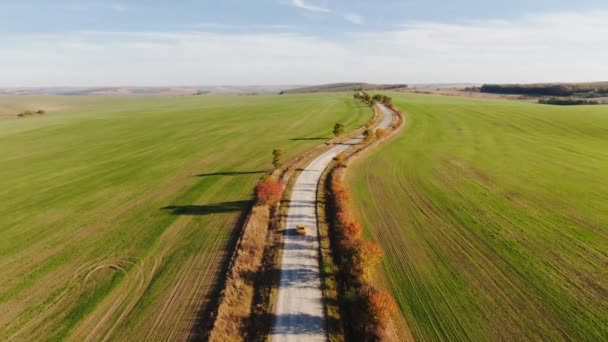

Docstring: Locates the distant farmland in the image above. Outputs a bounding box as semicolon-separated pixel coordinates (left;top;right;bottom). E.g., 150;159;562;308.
0;94;370;340
348;93;608;340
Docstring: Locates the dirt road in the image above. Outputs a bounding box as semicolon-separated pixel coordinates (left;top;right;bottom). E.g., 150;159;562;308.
270;104;394;341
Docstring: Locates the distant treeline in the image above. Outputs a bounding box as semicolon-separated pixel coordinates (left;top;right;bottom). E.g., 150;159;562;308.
282;82;408;94
538;97;601;106
480;82;608;97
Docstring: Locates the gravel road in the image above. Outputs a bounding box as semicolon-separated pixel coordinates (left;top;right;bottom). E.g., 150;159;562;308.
270;104;394;341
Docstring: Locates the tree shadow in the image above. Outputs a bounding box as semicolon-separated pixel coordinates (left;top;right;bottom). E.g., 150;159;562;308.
290;137;329;141
272;312;327;335
161;200;250;216
196;170;267;177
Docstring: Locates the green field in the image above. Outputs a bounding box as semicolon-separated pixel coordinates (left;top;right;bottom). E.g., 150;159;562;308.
348;93;608;340
0;93;370;340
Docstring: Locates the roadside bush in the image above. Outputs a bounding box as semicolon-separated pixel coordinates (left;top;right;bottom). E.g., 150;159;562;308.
375;128;388;139
333;153;347;168
350;239;383;282
341;221;362;242
255;179;283;206
328;99;404;338
363;129;375;143
366;290;398;329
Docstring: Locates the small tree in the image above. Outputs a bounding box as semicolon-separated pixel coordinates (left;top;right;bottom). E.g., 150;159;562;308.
363;129;375;143
36;109;46;115
333;153;346;168
255;179;283;206
272;149;284;169
333;123;345;137
372;94;383;101
363;93;371;104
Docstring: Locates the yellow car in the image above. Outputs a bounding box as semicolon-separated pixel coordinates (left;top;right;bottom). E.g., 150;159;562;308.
296;225;307;236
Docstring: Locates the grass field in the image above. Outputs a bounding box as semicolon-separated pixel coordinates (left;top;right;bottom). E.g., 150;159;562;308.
0;93;370;341
348;93;608;340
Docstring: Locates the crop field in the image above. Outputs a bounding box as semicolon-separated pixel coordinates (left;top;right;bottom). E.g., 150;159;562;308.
348;93;608;340
0;93;369;340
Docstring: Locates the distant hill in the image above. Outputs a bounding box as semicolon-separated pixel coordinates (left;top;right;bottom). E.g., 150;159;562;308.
480;82;608;97
281;83;408;94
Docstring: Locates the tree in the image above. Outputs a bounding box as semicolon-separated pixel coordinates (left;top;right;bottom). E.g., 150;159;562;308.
372;94;383;101
255;179;283;206
384;96;393;105
36;109;46;115
333;123;345;137
272;149;284;169
363;129;375;143
333;153;347;168
363;93;371;104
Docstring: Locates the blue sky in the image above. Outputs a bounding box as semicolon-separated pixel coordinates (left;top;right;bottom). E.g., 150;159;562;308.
1;0;607;86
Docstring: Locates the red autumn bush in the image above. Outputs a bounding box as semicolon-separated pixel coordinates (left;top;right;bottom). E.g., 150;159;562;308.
366;290;398;328
341;221;362;241
255;179;283;206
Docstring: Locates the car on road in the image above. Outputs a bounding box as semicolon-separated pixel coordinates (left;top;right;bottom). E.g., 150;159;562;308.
296;225;307;235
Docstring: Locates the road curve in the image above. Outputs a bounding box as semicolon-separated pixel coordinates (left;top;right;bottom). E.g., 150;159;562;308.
270;104;395;341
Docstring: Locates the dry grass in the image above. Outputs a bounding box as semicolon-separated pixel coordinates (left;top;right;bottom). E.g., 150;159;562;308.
209;205;270;341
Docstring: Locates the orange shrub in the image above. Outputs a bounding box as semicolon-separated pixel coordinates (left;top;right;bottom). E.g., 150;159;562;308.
351;239;383;281
375;128;388;139
366;290;398;328
255;179;283;206
337;209;351;224
342;221;362;241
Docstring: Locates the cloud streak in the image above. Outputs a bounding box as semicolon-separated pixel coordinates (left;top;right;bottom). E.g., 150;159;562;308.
290;0;330;13
287;0;364;25
343;13;365;25
1;10;607;86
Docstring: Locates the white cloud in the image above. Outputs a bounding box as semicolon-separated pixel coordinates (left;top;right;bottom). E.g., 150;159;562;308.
1;10;607;86
286;0;364;25
343;13;365;25
290;0;330;13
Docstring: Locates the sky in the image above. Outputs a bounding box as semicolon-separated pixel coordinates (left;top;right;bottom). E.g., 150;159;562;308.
1;0;607;86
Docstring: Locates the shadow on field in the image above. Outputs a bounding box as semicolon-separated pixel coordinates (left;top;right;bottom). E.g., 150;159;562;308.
290;137;329;141
187;200;254;340
161;200;250;216
196;170;266;177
